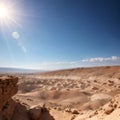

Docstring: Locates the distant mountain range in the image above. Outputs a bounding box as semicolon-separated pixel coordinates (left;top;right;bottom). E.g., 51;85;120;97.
0;67;42;73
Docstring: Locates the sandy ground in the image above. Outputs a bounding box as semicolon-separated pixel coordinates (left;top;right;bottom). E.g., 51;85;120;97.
14;66;120;120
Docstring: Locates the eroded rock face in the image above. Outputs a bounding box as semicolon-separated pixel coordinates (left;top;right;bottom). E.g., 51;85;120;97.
0;76;18;120
12;101;30;120
29;106;42;120
1;99;17;120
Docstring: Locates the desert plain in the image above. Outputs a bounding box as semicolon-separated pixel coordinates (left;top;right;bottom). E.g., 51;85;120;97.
1;66;120;120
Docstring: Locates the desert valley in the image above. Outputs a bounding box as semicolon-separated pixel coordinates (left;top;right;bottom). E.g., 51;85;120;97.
0;0;119;119
0;66;120;120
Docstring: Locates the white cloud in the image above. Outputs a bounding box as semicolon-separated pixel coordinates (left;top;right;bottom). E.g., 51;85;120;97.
82;56;120;62
16;56;120;70
111;56;119;61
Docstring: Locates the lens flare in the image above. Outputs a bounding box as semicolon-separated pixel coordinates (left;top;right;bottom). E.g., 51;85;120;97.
0;1;26;54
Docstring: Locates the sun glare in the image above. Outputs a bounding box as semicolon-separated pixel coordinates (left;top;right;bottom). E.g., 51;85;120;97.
0;4;10;18
0;2;22;27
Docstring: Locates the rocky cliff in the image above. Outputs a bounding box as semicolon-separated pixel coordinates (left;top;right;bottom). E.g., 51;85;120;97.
0;76;18;120
0;75;54;120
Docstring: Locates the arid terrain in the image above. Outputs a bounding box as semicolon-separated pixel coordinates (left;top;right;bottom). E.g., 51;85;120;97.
0;66;120;120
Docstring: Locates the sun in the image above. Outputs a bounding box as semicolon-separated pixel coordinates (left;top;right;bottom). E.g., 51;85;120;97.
0;1;22;28
0;2;21;24
0;4;11;18
0;1;25;30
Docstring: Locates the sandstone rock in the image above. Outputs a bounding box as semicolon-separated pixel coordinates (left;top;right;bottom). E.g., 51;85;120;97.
0;76;18;120
2;99;16;120
71;109;79;114
104;107;114;114
29;105;42;120
65;108;71;113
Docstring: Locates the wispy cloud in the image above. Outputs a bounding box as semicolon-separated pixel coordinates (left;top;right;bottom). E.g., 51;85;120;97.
16;56;120;70
55;61;77;65
24;61;81;70
82;56;120;62
38;56;120;70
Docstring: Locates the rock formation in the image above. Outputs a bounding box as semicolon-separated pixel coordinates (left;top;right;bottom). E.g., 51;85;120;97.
0;75;54;120
0;76;18;120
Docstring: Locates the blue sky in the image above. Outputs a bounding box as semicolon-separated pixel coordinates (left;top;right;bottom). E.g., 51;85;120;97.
0;0;120;70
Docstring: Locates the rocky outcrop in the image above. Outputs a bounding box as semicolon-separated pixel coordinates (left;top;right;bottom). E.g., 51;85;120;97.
0;76;18;120
29;106;42;120
0;75;54;120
